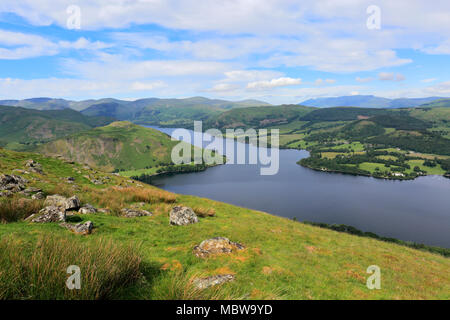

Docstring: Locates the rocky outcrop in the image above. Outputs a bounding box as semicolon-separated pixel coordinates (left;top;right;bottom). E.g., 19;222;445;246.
60;221;93;235
193;237;245;258
25;159;43;174
193;274;235;289
79;204;97;214
169;206;198;226
30;206;66;223
121;208;152;217
44;195;80;211
22;187;42;196
0;174;28;192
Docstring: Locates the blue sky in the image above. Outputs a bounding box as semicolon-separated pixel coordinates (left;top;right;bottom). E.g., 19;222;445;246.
0;0;449;104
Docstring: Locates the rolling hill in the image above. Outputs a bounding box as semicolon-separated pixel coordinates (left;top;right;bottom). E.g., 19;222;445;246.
37;121;184;172
0;105;114;151
300;95;445;109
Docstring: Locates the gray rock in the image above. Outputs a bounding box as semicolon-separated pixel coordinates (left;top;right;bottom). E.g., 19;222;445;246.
121;208;152;218
25;159;43;174
0;174;28;192
60;221;93;235
193;237;245;258
31;206;66;223
169;206;199;226
98;208;110;214
31;192;45;200
22;187;42;195
44;194;80;211
79;204;97;214
193;274;235;289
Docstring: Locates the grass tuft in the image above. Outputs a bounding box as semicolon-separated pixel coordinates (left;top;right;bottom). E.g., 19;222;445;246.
0;197;43;223
0;234;142;300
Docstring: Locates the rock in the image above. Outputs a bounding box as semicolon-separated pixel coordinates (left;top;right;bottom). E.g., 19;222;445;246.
98;208;110;214
193;237;245;258
130;202;146;209
22;187;42;195
169;206;199;226
60;221;93;235
0;190;13;197
25;159;43;174
121;208;152;218
0;174;28;192
44;195;80;211
65;177;75;183
79;204;97;214
31;192;45;200
31;206;66;223
66;196;81;210
193;274;235;289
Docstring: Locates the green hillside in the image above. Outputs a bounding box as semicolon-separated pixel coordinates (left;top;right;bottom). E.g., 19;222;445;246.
205;105;314;129
0;105;114;151
81;97;271;128
207;105;450;179
37;121;182;172
0;148;448;300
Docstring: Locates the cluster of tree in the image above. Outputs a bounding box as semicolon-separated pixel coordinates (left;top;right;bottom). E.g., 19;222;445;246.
369;132;450;156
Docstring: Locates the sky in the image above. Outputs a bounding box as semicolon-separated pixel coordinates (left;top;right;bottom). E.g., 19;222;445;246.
0;0;449;104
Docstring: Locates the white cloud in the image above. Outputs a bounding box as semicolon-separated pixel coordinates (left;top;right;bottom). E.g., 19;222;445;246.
205;83;240;93
61;54;231;80
378;72;405;81
356;76;374;83
421;78;437;83
0;30;111;59
314;78;336;85
246;77;302;90
422;39;450;55
0;29;58;59
130;81;167;91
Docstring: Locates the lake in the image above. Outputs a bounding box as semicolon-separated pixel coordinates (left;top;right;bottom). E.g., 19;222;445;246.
147;126;450;248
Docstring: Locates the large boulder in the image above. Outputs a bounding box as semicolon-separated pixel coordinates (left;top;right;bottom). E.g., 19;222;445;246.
121;208;152;218
193;237;245;258
31;192;45;200
44;195;80;211
169;206;198;226
193;274;235;290
0;174;28;192
60;221;93;235
30;206;66;223
79;204;97;214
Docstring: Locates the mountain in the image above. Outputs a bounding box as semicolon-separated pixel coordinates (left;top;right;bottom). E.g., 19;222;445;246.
81;97;272;127
0;105;114;151
205;105;315;129
37;121;182;172
418;98;450;108
300;95;445;109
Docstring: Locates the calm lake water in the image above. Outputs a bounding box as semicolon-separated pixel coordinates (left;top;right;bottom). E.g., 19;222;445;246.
147;126;450;248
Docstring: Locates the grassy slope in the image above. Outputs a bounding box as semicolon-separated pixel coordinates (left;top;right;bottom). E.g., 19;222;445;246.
0;148;449;300
0;105;114;151
37;121;180;172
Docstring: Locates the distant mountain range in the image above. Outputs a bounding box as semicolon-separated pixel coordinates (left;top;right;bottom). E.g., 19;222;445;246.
0;97;271;111
299;95;447;109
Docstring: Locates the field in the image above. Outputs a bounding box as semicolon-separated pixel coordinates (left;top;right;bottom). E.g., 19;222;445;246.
0;148;449;300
